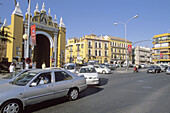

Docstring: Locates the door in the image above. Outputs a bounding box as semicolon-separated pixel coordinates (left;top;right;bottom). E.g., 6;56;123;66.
25;72;54;105
53;71;73;98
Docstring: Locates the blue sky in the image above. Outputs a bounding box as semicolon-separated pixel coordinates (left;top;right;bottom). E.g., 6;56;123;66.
1;0;170;47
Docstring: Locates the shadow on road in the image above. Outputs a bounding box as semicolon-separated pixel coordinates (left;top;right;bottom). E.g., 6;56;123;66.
24;85;104;113
99;78;108;86
80;86;104;98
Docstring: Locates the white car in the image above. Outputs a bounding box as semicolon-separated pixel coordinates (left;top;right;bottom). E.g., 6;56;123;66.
78;66;100;85
94;65;111;74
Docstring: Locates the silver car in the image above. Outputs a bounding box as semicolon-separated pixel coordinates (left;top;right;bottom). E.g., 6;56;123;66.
0;69;87;113
0;69;35;84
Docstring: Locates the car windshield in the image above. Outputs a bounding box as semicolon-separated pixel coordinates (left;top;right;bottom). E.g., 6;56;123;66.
149;66;155;69
3;70;22;79
80;67;96;73
100;65;106;68
9;72;37;86
67;65;75;70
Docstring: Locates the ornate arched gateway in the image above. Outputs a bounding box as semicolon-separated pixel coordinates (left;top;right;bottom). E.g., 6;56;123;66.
5;2;66;68
22;3;66;68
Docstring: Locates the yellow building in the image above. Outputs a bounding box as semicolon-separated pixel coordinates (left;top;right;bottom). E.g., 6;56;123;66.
152;33;170;65
65;34;132;64
2;2;66;68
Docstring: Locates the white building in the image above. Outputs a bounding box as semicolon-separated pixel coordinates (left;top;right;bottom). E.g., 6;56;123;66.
132;46;152;65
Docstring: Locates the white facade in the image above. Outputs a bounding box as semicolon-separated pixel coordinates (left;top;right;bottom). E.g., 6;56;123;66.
132;46;152;64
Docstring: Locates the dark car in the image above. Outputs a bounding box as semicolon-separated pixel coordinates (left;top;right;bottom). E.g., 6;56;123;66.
147;65;161;73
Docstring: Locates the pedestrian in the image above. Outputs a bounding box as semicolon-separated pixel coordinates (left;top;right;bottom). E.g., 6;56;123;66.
42;62;46;69
9;63;15;73
32;62;36;69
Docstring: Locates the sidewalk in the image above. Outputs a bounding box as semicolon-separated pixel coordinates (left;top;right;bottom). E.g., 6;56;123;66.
0;73;10;79
113;67;147;74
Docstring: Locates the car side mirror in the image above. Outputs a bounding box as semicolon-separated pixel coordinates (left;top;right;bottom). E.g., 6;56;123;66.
30;82;37;87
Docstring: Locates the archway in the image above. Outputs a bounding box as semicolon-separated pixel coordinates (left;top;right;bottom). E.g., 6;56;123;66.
34;34;50;68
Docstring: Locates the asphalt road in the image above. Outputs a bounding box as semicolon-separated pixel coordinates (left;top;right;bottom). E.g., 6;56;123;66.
24;71;170;113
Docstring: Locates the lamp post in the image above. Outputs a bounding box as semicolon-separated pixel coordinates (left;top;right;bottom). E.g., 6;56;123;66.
114;15;138;71
25;0;31;69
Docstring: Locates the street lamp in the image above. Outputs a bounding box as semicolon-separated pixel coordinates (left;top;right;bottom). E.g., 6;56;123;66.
25;0;31;69
114;15;138;71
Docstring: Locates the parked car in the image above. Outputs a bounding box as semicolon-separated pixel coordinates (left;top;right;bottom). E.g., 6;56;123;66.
160;65;168;72
166;66;170;75
78;66;100;85
147;65;161;73
140;64;148;68
0;69;35;84
108;64;116;70
0;69;87;113
94;65;111;74
63;63;76;73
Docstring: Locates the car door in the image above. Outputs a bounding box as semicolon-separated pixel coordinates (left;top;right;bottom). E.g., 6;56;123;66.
53;71;73;98
94;66;100;73
25;72;54;105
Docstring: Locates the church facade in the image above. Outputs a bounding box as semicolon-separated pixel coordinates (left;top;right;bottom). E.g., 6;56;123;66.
3;2;66;68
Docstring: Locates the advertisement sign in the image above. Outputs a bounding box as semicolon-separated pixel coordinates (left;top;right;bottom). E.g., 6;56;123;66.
31;25;36;46
160;53;163;59
128;45;132;53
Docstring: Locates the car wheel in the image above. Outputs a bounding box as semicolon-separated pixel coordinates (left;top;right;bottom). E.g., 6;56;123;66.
0;100;23;113
102;70;106;74
68;88;79;101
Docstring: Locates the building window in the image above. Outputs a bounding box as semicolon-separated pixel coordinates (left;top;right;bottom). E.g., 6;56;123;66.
105;51;107;57
16;51;21;56
70;46;73;51
99;50;101;56
16;47;20;51
49;22;52;25
105;43;107;49
77;44;80;51
88;41;92;48
95;42;97;48
88;49;91;56
95;50;97;56
99;42;101;48
81;44;84;48
35;17;38;21
111;48;113;53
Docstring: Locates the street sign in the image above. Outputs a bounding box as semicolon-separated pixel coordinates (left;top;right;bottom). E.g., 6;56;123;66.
31;25;36;46
25;57;31;64
52;58;55;63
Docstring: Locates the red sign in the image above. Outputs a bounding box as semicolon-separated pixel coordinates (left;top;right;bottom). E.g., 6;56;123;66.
52;58;55;63
31;25;36;46
25;57;31;64
128;45;132;53
160;53;163;59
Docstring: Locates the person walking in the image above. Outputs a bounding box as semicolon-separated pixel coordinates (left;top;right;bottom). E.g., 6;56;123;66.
32;62;37;69
42;62;46;69
9;63;15;73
